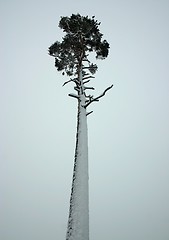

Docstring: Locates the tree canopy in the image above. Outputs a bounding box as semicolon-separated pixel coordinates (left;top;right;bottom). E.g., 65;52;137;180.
48;14;110;76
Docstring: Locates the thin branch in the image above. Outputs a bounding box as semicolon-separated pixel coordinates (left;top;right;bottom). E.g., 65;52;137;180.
86;111;93;116
84;86;95;90
82;76;95;81
74;86;80;92
84;93;91;99
83;66;93;69
85;94;93;100
83;73;90;76
83;80;90;85
84;84;113;108
63;79;72;86
62;78;78;87
68;93;79;99
82;58;90;63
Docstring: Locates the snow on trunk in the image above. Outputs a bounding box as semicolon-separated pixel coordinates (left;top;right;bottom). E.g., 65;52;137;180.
66;68;89;240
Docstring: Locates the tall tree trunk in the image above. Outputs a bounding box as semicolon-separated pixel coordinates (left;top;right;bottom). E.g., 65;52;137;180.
66;68;89;240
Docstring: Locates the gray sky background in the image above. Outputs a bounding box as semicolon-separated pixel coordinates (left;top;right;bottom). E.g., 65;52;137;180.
1;0;169;239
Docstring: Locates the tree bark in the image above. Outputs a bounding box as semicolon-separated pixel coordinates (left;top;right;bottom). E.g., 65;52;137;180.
66;68;89;240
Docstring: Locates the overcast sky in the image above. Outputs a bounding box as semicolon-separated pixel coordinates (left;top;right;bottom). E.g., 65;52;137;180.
1;0;169;240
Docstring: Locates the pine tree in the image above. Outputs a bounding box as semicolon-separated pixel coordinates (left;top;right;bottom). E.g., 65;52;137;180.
48;13;113;240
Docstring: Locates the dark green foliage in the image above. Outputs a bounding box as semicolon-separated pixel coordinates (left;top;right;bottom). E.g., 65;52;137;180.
49;14;109;76
88;63;98;74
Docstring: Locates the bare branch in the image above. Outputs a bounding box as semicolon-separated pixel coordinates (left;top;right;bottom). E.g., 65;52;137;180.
82;58;90;63
83;80;90;85
63;79;72;86
83;73;90;77
83;66;92;69
74;86;80;92
84;84;113;108
85;94;93;100
62;78;78;87
86;111;93;116
82;76;95;81
84;87;95;90
68;93;79;99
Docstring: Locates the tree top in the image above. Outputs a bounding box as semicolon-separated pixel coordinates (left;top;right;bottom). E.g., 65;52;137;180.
49;14;110;76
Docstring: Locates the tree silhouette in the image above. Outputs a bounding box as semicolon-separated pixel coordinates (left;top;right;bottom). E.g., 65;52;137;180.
48;13;113;240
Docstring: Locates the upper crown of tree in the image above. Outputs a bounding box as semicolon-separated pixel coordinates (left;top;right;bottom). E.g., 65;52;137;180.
48;14;110;76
